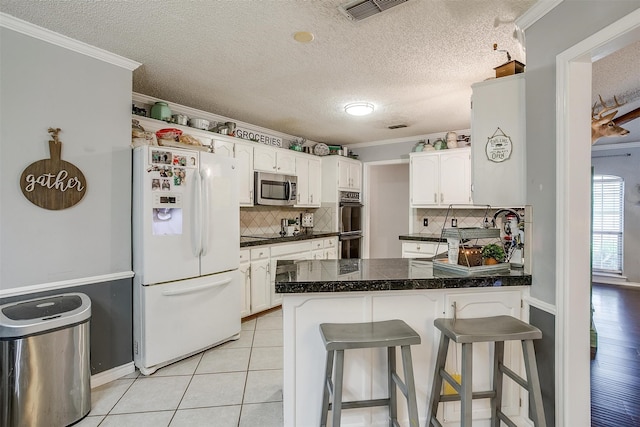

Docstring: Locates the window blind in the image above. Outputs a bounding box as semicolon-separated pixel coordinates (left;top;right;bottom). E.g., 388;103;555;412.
592;175;624;273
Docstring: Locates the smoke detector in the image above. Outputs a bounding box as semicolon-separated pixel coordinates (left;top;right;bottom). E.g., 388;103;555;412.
339;0;410;22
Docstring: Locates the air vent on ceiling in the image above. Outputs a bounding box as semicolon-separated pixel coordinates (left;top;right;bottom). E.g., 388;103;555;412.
339;0;410;22
388;124;408;129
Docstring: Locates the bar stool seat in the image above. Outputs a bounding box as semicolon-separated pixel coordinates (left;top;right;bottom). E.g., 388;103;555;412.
426;315;546;427
320;319;421;427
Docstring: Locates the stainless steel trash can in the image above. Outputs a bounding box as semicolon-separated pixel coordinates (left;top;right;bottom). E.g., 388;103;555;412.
0;293;91;427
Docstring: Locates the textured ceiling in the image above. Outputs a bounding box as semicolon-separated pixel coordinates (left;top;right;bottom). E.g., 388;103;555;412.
1;0;638;146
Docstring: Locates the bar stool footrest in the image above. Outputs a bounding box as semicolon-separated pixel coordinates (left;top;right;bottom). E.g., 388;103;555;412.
497;410;518;427
328;398;391;410
438;389;496;402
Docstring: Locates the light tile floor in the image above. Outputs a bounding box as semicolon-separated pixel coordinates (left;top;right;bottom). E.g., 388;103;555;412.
78;309;283;427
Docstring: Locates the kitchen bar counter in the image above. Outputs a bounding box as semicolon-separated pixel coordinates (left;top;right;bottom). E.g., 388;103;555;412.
275;258;530;293
240;231;339;248
398;233;447;242
279;259;533;426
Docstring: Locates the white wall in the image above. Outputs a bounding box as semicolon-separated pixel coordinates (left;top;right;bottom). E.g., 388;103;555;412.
592;146;640;283
368;163;409;258
0;24;135;290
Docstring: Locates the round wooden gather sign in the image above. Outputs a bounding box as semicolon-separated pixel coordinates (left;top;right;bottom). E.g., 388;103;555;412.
20;128;87;210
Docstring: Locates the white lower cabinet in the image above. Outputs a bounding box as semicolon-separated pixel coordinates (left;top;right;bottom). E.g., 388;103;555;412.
249;247;271;315
270;241;312;307
242;238;334;317
239;249;251;317
401;241;439;258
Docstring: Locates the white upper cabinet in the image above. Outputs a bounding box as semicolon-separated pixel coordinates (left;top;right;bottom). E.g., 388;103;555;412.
253;145;296;175
295;155;321;207
471;74;526;206
410;148;471;207
338;158;361;191
212;138;234;157
235;142;254;206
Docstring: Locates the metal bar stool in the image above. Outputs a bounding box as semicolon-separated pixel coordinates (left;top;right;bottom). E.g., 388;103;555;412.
426;315;546;427
319;319;421;427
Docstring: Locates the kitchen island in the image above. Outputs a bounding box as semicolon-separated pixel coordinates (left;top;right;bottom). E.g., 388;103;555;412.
275;258;534;427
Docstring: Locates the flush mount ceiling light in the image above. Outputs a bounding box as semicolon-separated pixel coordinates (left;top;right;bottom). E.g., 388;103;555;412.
344;102;374;116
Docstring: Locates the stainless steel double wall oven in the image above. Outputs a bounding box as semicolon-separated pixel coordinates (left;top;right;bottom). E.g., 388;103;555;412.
339;191;362;259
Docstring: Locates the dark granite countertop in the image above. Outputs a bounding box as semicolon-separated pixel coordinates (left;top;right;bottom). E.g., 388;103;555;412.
241;231;339;248
275;258;530;293
398;233;448;242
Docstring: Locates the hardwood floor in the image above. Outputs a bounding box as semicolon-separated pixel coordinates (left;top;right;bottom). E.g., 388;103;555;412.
591;283;640;427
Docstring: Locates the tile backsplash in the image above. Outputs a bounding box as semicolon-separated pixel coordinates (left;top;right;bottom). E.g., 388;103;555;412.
413;207;525;234
240;206;334;235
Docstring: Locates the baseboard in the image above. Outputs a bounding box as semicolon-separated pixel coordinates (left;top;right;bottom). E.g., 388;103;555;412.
91;362;136;389
593;274;640;288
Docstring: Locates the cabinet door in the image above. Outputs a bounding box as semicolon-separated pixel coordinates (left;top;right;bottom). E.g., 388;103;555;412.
253;146;277;172
239;261;251;317
250;259;270;313
295;157;310;206
443;290;523;421
410;154;439;206
349;161;361;190
213;139;234;157
235;143;254;206
276;151;296;175
439;150;471;205
338;160;350;189
308;158;322;206
324;247;337;259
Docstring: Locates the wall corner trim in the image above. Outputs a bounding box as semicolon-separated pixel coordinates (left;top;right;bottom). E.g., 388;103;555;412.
523;295;557;316
0;12;141;71
91;362;136;389
516;0;564;31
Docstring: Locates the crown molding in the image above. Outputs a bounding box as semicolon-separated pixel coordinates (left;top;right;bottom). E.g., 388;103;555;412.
0;12;140;71
516;0;564;31
347;128;471;149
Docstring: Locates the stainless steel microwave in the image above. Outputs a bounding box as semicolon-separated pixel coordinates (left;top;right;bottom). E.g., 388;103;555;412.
254;172;297;206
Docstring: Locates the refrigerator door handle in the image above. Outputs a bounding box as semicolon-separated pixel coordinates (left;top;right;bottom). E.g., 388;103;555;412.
161;277;233;296
200;167;210;256
192;166;203;257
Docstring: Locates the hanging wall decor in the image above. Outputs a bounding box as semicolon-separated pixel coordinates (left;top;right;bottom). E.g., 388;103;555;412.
485;127;513;163
20;127;87;210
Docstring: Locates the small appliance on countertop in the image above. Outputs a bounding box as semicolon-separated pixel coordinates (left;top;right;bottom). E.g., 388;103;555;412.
300;212;314;234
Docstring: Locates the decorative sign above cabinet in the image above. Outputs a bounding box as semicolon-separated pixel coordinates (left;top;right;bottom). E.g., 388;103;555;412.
20;128;87;210
485;127;513;163
235;127;283;147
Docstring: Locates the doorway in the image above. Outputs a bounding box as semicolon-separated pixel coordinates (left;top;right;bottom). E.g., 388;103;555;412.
363;161;410;259
556;8;640;426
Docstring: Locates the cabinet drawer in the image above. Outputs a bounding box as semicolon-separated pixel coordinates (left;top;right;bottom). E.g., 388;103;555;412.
270;241;312;257
402;242;438;255
239;249;250;263
311;239;323;250
323;238;337;248
251;247;270;260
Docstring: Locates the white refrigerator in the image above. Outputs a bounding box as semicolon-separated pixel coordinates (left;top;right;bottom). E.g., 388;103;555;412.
132;145;240;375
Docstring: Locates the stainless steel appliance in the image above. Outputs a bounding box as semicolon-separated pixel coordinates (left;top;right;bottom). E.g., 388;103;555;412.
254;171;297;206
0;293;91;427
339;191;362;259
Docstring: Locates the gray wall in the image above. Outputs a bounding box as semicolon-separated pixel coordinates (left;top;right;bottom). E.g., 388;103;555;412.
524;0;640;304
0;28;133;288
0;26;135;374
592;147;640;282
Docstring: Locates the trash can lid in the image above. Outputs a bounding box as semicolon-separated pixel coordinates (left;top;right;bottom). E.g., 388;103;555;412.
0;292;91;339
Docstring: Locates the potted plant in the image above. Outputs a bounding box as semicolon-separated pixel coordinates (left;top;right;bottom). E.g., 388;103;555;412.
481;243;506;265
